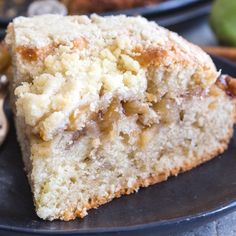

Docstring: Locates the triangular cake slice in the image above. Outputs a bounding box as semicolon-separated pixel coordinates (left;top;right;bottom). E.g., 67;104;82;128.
6;14;236;220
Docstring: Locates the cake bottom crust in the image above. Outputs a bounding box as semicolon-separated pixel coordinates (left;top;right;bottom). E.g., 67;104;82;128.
61;128;233;221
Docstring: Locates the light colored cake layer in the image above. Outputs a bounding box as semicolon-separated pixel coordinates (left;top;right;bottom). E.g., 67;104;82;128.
6;14;218;141
15;86;235;220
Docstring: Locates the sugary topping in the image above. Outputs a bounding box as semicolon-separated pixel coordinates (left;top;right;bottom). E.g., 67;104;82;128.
14;40;148;140
7;14;218;141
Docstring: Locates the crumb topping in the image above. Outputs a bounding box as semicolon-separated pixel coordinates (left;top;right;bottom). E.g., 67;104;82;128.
7;14;218;141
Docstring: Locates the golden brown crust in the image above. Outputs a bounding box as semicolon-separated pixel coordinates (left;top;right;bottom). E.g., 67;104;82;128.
59;126;234;221
133;47;168;67
16;38;87;62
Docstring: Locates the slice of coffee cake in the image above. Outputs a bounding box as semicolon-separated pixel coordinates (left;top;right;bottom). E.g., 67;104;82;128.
5;14;236;220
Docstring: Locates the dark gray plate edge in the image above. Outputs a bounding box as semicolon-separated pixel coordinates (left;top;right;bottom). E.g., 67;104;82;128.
0;0;210;26
154;3;211;27
0;199;236;235
101;0;207;16
210;54;236;71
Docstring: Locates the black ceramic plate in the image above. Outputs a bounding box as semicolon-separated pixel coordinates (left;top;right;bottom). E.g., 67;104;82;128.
0;56;236;236
0;0;212;41
103;0;212;28
0;0;212;26
102;0;210;17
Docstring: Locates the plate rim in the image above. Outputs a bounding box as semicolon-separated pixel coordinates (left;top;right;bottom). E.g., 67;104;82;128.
0;0;211;26
0;198;236;234
101;0;208;16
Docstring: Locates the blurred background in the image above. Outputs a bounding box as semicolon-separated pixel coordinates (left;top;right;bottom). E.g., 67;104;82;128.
0;0;236;63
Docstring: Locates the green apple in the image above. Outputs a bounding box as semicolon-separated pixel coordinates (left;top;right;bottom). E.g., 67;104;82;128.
210;0;236;46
